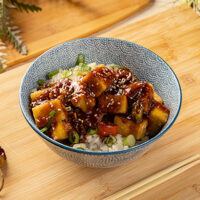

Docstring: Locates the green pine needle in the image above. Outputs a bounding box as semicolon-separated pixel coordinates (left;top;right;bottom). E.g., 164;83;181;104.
0;0;7;39
6;26;27;54
0;41;7;73
9;0;42;13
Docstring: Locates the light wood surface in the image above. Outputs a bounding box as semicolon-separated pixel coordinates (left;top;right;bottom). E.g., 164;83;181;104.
3;0;150;67
0;5;200;200
133;163;200;200
104;155;200;200
92;0;179;36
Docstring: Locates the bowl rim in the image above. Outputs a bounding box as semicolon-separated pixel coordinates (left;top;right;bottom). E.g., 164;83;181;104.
19;37;182;155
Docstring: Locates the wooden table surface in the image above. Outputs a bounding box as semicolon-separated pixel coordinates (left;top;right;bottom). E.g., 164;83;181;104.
1;1;200;200
5;0;150;67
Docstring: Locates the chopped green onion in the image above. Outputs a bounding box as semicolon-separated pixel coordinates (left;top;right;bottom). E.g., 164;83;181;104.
73;64;91;76
77;64;91;76
123;135;136;147
40;127;48;133
105;136;117;147
69;131;79;144
77;68;91;76
83;66;91;72
40;110;56;133
77;71;88;76
110;65;130;71
46;70;59;79
49;110;56;118
46;110;56;129
63;69;73;78
80;63;91;71
88;127;98;135
37;79;45;86
76;53;86;65
77;147;85;150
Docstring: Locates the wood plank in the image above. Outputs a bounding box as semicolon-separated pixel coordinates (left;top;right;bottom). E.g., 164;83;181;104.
0;5;200;200
133;163;200;200
3;0;150;67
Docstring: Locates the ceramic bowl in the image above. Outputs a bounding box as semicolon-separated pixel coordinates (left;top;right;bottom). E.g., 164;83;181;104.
19;37;182;168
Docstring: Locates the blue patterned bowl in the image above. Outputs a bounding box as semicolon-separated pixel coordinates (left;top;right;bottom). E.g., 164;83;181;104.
19;37;182;168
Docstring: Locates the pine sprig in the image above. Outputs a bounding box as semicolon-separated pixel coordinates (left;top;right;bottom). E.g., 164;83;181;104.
3;2;28;55
0;0;41;72
9;0;42;13
0;0;7;39
7;26;27;54
0;41;7;73
0;0;8;72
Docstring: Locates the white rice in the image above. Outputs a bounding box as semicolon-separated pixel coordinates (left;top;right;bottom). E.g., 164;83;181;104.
73;134;149;152
73;134;129;152
49;62;97;83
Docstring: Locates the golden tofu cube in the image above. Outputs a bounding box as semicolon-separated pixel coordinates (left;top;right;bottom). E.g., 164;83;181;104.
50;99;67;121
153;92;163;104
114;116;148;140
114;68;136;82
141;83;154;113
148;102;169;137
81;65;113;97
148;83;163;104
132;101;143;124
98;93;128;114
123;81;144;98
30;89;48;102
32;99;67;128
71;91;96;112
124;82;154;114
52;121;73;140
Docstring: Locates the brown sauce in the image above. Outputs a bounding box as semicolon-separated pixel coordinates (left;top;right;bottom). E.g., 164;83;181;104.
30;66;169;143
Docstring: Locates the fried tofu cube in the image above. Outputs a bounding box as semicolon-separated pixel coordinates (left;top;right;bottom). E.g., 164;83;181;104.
132;101;143;124
49;99;67;121
52;121;73;140
141;83;154;113
114;68;136;82
30;89;48;102
153;92;163;104
123;81;144;98
124;82;154;114
148;83;163;104
114;116;148;140
148;102;170;137
98;93;128;114
71;91;96;112
52;121;67;140
32;99;67;128
81;65;113;97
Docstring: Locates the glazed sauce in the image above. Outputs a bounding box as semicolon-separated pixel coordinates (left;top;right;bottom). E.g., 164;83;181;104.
30;78;73;108
81;65;114;97
30;66;169;142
